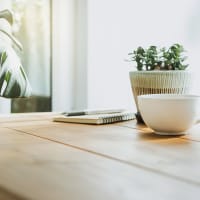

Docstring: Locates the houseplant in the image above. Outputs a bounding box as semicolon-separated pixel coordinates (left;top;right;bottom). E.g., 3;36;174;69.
128;44;192;123
0;9;31;99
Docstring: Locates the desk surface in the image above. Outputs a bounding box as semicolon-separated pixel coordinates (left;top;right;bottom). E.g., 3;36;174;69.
0;112;200;200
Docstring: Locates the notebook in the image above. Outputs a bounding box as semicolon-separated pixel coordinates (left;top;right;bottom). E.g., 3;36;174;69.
53;111;135;125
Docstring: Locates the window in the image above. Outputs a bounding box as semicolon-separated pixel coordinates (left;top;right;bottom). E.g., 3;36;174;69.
12;0;51;112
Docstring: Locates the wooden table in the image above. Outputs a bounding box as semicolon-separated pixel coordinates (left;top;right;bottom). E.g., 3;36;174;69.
0;112;200;200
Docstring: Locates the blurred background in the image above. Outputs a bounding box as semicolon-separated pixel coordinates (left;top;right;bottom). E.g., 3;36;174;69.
0;0;51;113
0;0;200;113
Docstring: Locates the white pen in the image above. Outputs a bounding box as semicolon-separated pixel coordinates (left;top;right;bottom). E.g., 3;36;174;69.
62;109;126;116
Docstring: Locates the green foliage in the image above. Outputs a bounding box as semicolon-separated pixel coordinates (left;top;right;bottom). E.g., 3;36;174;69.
128;43;188;71
0;48;31;98
0;52;7;66
0;9;31;98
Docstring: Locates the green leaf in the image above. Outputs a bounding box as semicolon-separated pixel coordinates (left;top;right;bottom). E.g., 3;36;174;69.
20;66;27;80
0;47;32;98
5;71;11;82
0;51;7;66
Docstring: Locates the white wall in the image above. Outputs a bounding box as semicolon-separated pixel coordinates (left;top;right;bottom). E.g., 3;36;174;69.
87;0;200;111
52;0;200;112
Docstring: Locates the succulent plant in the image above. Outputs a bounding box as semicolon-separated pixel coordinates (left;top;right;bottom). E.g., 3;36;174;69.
128;43;188;71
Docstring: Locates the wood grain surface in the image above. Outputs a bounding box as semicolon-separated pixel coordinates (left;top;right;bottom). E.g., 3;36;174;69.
0;112;199;200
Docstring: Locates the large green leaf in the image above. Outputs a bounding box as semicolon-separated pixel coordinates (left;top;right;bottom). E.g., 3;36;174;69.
0;9;31;98
0;47;31;98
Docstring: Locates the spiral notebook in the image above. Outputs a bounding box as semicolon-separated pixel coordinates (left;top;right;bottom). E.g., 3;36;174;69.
53;111;135;125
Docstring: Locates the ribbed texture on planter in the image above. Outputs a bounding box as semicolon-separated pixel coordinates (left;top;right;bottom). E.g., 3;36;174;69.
129;71;192;112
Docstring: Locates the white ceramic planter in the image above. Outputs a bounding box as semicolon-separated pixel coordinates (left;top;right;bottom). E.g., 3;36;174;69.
129;70;192;122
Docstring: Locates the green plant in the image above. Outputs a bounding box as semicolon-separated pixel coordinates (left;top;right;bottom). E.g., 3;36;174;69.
0;9;31;98
128;43;188;71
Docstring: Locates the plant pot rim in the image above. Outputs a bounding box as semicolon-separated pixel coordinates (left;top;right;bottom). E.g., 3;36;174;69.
129;70;191;74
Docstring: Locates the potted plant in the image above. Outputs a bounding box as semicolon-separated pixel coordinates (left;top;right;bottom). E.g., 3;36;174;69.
128;44;192;123
0;9;31;100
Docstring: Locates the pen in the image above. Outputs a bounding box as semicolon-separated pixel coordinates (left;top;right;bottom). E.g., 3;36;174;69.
62;109;126;116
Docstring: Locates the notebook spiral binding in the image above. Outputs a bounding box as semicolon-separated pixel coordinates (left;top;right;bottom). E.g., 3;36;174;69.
99;112;135;124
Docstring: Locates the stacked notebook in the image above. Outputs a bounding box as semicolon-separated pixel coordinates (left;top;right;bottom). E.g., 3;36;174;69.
53;109;135;125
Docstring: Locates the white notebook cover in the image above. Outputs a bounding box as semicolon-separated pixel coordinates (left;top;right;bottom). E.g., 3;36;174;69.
53;111;135;125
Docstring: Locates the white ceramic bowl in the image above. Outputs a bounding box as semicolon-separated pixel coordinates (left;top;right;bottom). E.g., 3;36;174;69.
138;94;200;135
